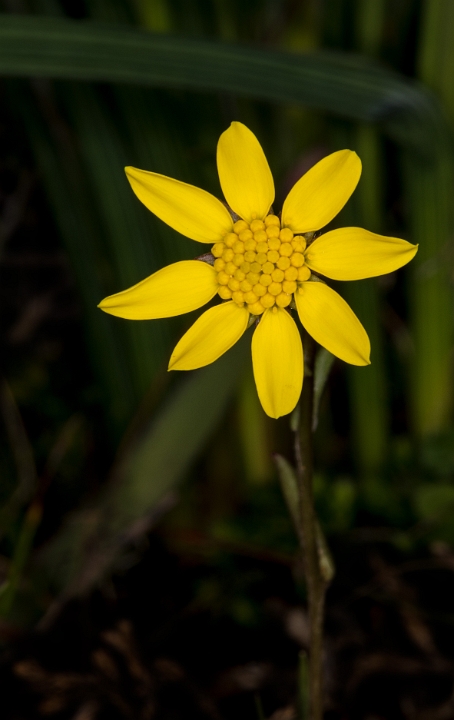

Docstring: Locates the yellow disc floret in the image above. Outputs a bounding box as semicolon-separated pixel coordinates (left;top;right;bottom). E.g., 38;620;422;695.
224;233;237;247
239;229;253;242
266;225;280;238
218;286;232;299
213;216;311;315
265;214;280;227
262;293;276;308
276;292;292;307
298;266;311;281
250;219;265;232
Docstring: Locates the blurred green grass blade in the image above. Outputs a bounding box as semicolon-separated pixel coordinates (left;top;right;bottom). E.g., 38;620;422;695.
355;0;385;56
274;453;300;536
62;84;157;288
419;0;454;126
334;122;390;475
0;378;37;538
87;0;197;261
7;80;137;429
60;83;171;396
0;502;42;618
346;128;389;475
345;278;389;472
65;0;210;387
135;0;173;33
274;453;334;581
0;14;446;153
312;347;334;432
31;2;186;404
112;85;194;265
106;339;248;534
408;0;454;436
86;0;134;24
238;370;272;485
39;337;249;597
404;150;453;435
344;0;389;474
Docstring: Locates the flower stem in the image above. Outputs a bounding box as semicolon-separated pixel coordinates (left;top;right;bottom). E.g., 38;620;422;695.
294;333;330;720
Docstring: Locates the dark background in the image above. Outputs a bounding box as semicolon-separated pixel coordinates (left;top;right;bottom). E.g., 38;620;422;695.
1;1;454;718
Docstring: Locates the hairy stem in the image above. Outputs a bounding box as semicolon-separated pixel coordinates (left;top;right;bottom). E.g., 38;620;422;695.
294;333;329;720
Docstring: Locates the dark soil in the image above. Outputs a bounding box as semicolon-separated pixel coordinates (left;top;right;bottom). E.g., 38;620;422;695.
3;535;454;720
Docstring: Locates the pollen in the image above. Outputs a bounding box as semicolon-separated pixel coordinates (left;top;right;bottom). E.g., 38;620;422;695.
213;216;310;314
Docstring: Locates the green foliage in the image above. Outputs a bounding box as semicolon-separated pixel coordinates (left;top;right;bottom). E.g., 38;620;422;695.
39;336;249;596
1;0;454;624
413;485;454;544
0;13;444;152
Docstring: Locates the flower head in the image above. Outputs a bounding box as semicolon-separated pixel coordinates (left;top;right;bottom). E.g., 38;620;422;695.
99;122;417;418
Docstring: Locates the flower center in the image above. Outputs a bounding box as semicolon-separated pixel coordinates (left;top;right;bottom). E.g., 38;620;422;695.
211;215;311;315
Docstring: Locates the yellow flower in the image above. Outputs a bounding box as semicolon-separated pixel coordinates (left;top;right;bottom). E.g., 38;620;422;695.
99;122;417;419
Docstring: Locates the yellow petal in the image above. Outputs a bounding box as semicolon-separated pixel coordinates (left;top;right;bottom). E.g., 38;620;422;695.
169;301;249;370
251;308;303;419
98;260;217;319
305;227;418;280
282;150;361;233
295;282;370;366
217;122;274;223
125;167;233;243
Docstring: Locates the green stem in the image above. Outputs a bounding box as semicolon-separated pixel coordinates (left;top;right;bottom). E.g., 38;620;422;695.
294;333;328;720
